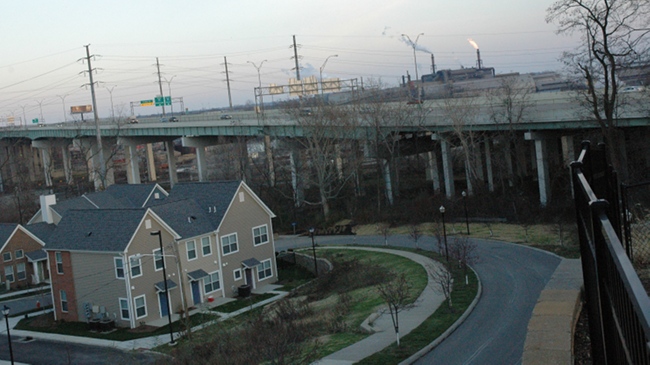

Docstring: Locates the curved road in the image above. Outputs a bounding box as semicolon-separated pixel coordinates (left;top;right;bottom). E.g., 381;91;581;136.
275;234;561;365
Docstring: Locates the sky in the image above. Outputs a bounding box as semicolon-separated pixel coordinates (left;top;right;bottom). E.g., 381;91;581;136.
0;0;578;125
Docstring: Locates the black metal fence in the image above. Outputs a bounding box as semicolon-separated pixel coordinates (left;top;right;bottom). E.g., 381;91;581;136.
622;181;650;269
571;141;650;364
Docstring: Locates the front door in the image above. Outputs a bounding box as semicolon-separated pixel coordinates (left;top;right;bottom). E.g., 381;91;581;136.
191;281;201;305
159;291;169;318
245;268;254;288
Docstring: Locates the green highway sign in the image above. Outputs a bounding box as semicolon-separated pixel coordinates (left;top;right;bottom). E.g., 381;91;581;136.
155;96;172;106
164;96;171;105
32;118;38;124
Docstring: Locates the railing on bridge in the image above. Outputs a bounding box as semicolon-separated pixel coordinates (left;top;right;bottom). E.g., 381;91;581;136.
571;141;650;364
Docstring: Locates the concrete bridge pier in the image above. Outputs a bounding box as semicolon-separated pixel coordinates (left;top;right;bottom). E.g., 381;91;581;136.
264;135;275;187
432;134;455;198
32;139;73;187
525;132;552;207
119;137;178;186
182;137;213;182
484;140;495;192
426;150;441;193
74;138;115;190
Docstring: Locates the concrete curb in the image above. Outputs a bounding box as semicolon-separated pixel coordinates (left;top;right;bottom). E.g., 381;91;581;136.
399;265;483;365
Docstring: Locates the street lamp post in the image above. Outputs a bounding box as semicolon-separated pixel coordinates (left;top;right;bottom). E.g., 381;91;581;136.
162;76;176;117
309;228;318;277
319;55;338;96
57;94;69;123
3;305;14;365
439;206;449;261
401;33;424;103
150;231;175;345
462;191;470;235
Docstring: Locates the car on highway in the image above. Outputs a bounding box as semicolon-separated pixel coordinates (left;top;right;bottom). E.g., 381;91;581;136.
169;116;179;122
220;114;232;120
128;116;139;124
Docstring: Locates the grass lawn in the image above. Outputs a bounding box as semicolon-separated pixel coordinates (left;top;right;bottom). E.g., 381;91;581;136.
211;293;276;313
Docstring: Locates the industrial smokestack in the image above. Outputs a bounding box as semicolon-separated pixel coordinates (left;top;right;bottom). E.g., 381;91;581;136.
476;49;482;69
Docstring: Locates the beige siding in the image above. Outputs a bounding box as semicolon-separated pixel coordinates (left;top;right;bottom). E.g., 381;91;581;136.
217;186;277;296
71;252;129;326
125;213;184;327
180;234;223;304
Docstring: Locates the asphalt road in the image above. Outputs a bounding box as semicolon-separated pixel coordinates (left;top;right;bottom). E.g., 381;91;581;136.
275;234;561;365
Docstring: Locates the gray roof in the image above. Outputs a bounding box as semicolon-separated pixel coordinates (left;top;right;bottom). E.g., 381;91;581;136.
106;184;167;207
154;279;177;291
150;199;216;238
46;209;146;252
242;257;261;268
24;222;56;243
25;249;47;262
50;195;99;217
187;269;209;281
164;181;241;224
0;223;18;244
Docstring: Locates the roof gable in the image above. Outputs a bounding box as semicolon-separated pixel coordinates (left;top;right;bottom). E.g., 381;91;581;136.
0;223;19;251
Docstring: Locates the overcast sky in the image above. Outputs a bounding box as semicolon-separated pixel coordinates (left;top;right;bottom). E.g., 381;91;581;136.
0;0;577;124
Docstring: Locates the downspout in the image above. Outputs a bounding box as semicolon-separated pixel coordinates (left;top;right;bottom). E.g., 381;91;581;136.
215;230;226;298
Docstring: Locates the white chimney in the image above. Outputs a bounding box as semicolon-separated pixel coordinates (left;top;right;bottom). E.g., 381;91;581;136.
40;194;57;224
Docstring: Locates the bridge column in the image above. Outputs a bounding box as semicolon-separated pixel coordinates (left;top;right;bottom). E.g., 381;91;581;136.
525;132;551;207
289;148;304;207
485;140;495;192
40;148;53;187
33;139;73;188
382;159;394;206
124;144;141;184
74;138;115;190
464;158;474;196
22;145;38;182
146;144;157;182
561;135;575;166
432;134;455;198
165;141;178;187
426;151;441;193
182;137;220;182
264;135;275;187
61;144;73;185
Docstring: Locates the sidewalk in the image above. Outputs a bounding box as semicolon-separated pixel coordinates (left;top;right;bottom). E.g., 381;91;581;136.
313;247;448;365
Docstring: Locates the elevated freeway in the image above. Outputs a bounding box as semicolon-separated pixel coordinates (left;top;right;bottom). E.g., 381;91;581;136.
0;91;648;206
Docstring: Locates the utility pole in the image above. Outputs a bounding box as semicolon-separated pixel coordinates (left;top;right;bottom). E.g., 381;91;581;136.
156;57;166;117
292;35;301;81
223;56;233;111
82;44;106;189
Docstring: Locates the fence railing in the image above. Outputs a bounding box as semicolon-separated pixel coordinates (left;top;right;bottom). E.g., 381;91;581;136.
571;141;650;364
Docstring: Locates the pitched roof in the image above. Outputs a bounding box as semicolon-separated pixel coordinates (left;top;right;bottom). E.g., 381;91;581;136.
23;222;56;243
164;181;241;223
105;183;167;207
149;199;216;238
45;209;147;252
0;223;18;244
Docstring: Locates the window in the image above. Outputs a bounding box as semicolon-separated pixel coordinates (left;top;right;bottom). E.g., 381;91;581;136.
186;240;197;261
3;252;11;262
55;252;63;274
15;250;23;259
119;298;130;320
201;237;212;256
253;225;269;246
221;233;238;255
134;295;147;319
153;249;164;271
258;259;272;281
203;271;221;294
130;256;142;278
60;290;68;312
114;257;124;279
233;268;242;281
4;266;14;283
16;263;25;281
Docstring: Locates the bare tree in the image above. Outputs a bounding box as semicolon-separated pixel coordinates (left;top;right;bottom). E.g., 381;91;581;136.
376;272;415;347
449;236;478;278
376;222;391;246
428;262;454;310
547;0;650;181
408;224;423;249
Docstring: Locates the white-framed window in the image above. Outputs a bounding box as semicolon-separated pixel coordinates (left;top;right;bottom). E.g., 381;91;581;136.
15;250;23;259
16;262;26;281
114;257;124;279
4;266;14;283
3;252;11;262
134;295;147;319
257;259;272;281
233;268;242;281
221;233;238;255
186;240;197;261
253;225;269;246
119;298;130;320
203;271;221;294
153;249;164;271
60;290;68;312
129;256;142;278
201;237;212;256
55;252;63;274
